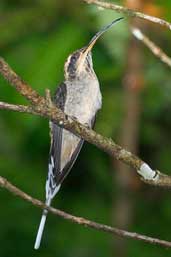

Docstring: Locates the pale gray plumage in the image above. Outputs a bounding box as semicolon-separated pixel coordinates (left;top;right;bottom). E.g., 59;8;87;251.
34;17;123;250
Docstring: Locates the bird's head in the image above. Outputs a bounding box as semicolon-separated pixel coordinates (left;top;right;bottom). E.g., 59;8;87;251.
64;17;124;80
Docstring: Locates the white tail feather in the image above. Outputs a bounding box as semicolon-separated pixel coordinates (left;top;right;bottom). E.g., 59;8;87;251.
34;184;61;250
34;198;51;250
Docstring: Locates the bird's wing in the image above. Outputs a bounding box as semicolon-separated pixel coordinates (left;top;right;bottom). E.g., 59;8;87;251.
46;82;84;199
49;83;67;173
55;113;97;185
91;115;96;129
55;137;84;185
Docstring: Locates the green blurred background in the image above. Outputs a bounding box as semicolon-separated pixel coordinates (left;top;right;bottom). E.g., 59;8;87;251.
1;0;171;256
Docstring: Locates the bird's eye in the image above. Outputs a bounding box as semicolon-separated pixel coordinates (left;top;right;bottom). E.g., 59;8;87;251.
71;55;76;63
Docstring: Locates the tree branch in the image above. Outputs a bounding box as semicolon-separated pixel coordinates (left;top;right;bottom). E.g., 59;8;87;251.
83;0;171;31
0;175;171;248
0;57;171;187
0;101;36;114
131;27;171;68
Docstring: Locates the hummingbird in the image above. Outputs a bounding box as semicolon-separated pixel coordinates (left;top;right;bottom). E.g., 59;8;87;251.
34;17;123;249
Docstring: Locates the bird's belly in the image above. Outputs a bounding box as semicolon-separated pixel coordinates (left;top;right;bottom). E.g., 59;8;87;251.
65;81;102;126
60;80;102;171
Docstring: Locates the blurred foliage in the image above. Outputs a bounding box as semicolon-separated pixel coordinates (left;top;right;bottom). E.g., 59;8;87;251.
0;1;171;257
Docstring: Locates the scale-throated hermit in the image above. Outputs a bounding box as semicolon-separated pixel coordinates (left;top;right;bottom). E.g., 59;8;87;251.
34;17;123;249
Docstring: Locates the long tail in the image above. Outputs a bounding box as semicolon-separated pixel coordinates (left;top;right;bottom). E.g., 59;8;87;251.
34;198;51;250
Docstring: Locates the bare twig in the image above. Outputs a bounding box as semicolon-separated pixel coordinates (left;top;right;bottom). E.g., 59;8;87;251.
0;101;35;114
131;27;171;68
0;175;171;248
83;0;171;31
0;57;171;187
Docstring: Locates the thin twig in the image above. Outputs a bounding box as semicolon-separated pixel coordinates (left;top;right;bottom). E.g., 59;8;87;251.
0;101;35;114
0;175;171;248
83;0;171;31
131;27;171;68
0;57;171;187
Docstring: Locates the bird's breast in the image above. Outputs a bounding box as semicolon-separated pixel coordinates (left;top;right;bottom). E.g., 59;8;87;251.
64;78;102;126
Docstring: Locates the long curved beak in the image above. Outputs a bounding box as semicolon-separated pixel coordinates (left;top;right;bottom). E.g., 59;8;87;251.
85;17;124;55
77;17;124;71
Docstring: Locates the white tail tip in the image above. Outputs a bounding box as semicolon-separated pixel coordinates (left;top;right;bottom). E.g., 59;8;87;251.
34;197;52;250
34;210;47;250
34;184;61;249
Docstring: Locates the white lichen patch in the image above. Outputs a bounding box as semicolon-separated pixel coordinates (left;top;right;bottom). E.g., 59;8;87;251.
59;120;63;125
132;28;143;40
137;163;159;181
